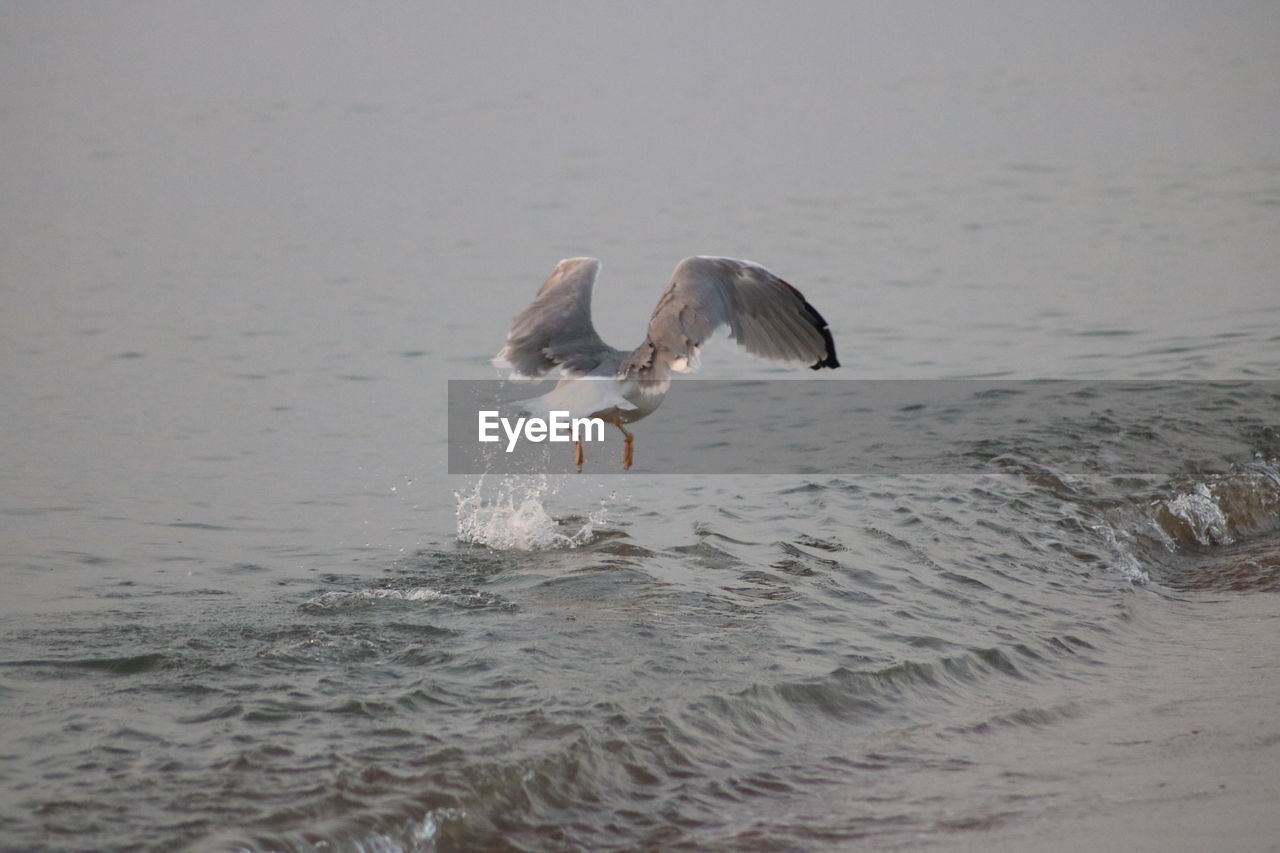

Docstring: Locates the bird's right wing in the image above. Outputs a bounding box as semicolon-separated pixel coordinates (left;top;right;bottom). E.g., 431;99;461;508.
493;257;617;377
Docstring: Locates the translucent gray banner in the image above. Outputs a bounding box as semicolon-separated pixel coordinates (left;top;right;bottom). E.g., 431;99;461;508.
447;380;1279;475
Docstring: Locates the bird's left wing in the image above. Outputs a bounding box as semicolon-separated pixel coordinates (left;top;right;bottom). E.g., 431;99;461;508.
630;256;839;375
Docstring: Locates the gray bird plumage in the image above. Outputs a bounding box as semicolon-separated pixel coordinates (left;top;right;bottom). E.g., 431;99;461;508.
494;255;839;386
493;256;839;469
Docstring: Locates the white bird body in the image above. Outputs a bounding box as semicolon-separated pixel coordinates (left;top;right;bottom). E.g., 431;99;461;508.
518;374;659;425
494;256;839;469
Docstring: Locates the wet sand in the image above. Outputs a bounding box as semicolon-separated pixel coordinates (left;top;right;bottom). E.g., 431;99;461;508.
912;588;1280;853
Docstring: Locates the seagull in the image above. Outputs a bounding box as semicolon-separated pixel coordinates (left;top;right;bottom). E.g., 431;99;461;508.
493;256;839;471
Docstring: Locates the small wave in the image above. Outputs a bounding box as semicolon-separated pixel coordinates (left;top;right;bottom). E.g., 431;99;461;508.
0;652;172;677
1153;460;1280;548
455;475;605;551
1159;483;1231;546
1087;459;1280;587
1091;521;1152;584
207;804;466;853
304;587;446;606
299;587;506;612
738;640;1094;726
330;639;1101;853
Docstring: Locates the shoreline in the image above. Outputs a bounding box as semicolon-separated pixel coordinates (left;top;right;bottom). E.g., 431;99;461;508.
907;587;1280;853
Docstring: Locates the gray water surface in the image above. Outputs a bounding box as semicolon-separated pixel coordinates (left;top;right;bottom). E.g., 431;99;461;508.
3;4;1279;851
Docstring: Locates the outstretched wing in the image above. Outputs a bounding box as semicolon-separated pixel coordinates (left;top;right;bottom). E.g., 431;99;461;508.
493;257;619;377
630;256;839;376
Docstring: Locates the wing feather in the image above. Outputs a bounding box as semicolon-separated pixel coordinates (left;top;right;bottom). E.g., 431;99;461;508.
492;257;619;377
628;256;839;376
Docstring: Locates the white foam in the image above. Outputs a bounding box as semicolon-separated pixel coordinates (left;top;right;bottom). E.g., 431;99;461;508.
455;474;602;550
368;587;447;602
1164;482;1231;546
415;806;465;843
301;587;447;609
1091;521;1151;584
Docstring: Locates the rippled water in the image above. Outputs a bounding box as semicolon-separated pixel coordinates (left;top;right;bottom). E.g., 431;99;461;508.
3;4;1280;852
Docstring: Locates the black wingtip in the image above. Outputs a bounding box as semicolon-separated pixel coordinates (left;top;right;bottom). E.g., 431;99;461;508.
803;300;840;370
810;353;840;370
810;346;840;370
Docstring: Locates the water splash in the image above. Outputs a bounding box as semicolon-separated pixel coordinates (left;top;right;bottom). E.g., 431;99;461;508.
300;587;444;610
1161;482;1231;546
1153;460;1280;548
1085;458;1280;587
1091;520;1151;584
455;474;603;550
415;807;466;844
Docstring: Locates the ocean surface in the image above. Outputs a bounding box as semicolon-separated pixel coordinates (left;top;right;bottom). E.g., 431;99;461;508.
3;4;1279;851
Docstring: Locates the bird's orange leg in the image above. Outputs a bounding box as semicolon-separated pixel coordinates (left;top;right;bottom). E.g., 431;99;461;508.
573;440;584;472
614;421;635;470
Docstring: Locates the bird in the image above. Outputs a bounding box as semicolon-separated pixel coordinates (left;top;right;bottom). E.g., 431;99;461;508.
493;256;839;471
